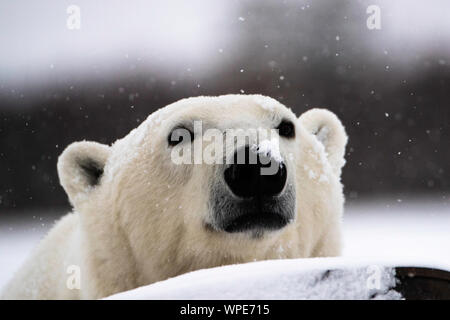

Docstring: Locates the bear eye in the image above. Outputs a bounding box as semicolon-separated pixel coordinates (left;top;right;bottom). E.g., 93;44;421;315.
168;126;194;147
277;120;295;138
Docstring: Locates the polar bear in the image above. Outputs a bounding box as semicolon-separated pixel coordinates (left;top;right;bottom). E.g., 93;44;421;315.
1;94;347;299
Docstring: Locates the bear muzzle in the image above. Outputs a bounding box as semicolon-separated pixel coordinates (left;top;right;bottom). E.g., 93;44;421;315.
224;146;287;199
208;146;295;235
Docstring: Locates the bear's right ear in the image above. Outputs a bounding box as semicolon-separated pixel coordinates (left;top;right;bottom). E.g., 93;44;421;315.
57;141;110;206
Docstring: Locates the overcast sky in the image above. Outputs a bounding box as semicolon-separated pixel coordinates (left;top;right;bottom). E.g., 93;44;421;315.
0;0;449;86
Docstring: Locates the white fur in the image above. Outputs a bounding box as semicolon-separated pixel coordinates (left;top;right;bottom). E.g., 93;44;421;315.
1;94;347;299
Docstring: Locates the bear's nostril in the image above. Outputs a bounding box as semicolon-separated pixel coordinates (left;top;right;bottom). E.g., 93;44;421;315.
224;146;287;199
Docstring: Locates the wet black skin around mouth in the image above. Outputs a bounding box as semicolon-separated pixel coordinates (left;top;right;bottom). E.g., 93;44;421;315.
222;210;290;233
209;182;296;234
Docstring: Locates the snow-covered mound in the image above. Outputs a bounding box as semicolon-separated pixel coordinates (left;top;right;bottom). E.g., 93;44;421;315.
107;258;406;300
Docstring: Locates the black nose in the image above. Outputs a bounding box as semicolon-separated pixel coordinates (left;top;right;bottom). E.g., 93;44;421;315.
224;146;287;199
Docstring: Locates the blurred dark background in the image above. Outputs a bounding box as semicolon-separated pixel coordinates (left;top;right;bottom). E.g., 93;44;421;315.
1;0;449;214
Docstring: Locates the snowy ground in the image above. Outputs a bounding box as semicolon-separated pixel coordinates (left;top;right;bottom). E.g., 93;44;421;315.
342;198;450;267
0;210;62;289
1;198;449;296
108;258;403;300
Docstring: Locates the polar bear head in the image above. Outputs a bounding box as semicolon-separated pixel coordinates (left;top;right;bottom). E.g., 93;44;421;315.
57;94;347;284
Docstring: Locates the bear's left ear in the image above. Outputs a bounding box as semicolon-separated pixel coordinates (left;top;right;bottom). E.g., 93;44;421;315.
299;108;348;175
57;141;111;206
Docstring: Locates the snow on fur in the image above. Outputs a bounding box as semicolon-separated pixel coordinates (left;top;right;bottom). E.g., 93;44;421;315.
253;138;284;164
